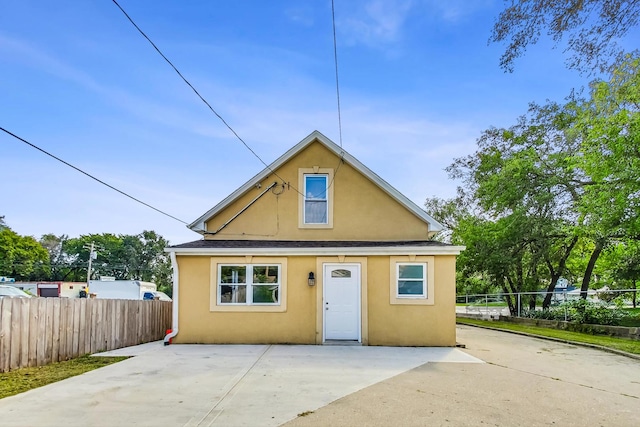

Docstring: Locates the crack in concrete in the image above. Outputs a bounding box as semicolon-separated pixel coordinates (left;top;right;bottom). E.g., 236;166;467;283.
184;345;273;427
485;361;639;399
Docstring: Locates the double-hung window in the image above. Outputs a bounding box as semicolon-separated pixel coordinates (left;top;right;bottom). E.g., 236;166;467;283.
304;174;328;224
218;264;280;305
396;263;427;298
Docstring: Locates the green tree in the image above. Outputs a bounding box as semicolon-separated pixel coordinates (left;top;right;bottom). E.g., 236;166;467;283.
63;234;124;280
611;242;640;307
446;101;589;309
439;54;640;307
425;196;499;296
491;0;640;73
575;55;640;234
0;227;49;281
62;231;172;295
39;233;75;281
571;54;640;296
137;231;172;295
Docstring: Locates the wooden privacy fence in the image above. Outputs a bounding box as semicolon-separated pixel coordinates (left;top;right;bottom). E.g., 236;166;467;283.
0;298;172;373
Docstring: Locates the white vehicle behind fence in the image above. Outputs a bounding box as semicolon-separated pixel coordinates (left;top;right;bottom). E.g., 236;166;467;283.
89;279;157;300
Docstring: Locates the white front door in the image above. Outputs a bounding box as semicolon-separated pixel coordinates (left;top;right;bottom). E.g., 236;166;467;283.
323;264;360;341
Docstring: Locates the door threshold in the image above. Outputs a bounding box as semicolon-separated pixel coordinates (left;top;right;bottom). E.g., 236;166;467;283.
323;340;362;346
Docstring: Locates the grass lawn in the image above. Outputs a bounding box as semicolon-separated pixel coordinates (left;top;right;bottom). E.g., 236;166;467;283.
0;355;129;399
457;317;640;355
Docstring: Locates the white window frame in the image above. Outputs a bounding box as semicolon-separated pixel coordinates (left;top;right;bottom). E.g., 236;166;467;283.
303;174;328;224
298;167;334;229
211;257;288;313
395;263;427;298
389;256;435;306
217;264;281;306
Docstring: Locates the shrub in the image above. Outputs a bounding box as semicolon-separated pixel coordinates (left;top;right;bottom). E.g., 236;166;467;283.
520;299;624;326
567;299;624;325
521;308;561;320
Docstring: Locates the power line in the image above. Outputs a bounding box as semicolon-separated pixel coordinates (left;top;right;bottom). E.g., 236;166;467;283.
331;0;344;148
110;0;305;197
0;127;189;225
111;1;348;204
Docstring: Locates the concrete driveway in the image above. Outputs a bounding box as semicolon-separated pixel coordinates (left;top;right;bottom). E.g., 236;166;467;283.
286;325;640;427
2;327;638;426
0;341;479;426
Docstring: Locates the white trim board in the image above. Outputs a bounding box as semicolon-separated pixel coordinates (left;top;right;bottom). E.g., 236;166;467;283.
166;245;465;256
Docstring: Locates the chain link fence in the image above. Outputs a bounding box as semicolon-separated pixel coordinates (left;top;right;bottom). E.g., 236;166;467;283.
457;288;639;318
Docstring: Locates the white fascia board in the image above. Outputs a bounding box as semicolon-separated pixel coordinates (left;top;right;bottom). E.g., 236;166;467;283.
188;130;444;233
166;245;466;256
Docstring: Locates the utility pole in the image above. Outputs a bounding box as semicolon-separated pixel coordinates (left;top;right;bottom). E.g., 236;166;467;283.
83;242;98;297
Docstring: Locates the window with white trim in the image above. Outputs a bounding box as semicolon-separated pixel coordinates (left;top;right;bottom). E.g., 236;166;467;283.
396;263;427;298
218;264;280;305
304;174;328;224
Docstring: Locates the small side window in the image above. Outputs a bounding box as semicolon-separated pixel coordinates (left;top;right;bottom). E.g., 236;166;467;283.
396;263;426;298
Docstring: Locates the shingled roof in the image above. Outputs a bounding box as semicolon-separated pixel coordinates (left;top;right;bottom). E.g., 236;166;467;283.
170;240;449;249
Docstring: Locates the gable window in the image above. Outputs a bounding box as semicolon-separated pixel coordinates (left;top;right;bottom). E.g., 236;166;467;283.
298;168;334;229
304;174;328;224
218;264;280;305
396;263;427;298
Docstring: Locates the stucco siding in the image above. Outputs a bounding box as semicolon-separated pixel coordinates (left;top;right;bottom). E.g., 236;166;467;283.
174;255;318;344
203;141;430;241
366;255;456;346
174;254;456;346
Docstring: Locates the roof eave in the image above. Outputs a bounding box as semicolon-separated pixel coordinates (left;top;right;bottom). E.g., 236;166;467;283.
165;245;466;256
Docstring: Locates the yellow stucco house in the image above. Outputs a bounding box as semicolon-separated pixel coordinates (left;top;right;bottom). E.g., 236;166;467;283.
165;131;464;346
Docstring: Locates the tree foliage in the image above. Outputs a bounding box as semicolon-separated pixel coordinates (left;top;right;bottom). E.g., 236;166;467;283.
62;231;172;294
491;0;640;73
576;55;640;233
39;233;72;280
0;227;49;281
0;219;173;295
432;54;640;311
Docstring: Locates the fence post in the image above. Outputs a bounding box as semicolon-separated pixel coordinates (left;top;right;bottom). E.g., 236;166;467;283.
517;293;521;317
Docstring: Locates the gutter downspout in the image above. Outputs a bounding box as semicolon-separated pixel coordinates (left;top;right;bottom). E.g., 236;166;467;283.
164;250;179;345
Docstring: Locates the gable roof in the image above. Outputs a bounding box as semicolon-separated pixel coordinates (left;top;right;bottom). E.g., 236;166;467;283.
188;130;444;233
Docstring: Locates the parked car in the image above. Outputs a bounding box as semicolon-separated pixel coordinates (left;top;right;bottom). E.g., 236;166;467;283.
142;291;172;301
0;285;33;298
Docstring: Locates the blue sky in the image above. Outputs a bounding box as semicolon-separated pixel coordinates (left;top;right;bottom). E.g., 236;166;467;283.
0;1;629;244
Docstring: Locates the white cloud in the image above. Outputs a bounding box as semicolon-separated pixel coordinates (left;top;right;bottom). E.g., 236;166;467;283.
337;0;495;49
340;0;414;47
285;6;316;27
425;0;496;23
